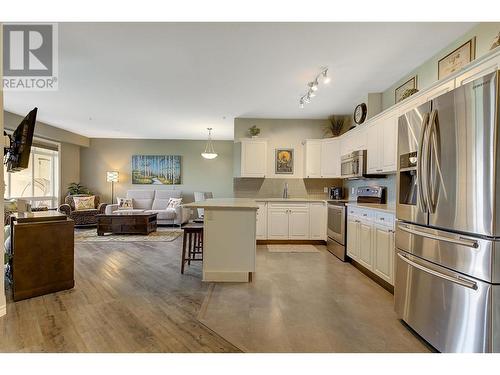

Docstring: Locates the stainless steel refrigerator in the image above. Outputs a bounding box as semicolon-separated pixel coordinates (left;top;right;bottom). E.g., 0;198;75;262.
395;70;500;353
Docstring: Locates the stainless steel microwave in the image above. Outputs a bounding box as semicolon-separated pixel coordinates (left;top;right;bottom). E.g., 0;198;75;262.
340;150;366;179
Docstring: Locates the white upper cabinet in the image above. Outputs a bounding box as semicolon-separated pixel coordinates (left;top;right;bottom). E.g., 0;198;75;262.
303;138;341;178
320;138;341;178
366;122;381;173
303;140;322;178
455;54;500;87
236;139;267;178
381;114;398;172
340;127;366;156
366;113;397;174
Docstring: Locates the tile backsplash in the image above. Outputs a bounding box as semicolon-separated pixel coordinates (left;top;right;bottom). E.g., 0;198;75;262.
343;174;396;203
233;178;342;199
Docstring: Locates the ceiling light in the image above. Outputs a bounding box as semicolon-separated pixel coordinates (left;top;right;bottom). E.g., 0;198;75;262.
309;81;318;92
201;128;218;159
299;67;330;107
322;69;331;84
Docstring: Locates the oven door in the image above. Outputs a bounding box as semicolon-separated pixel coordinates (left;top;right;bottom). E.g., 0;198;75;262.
327;204;345;245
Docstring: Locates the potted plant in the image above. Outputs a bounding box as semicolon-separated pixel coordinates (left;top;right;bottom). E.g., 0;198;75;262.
248;125;261;138
67;182;92;196
324;115;349;138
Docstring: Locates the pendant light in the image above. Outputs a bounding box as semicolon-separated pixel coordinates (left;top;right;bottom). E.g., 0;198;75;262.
201;127;218;159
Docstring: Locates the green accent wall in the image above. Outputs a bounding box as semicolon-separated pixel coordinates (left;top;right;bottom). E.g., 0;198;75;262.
382;22;500;110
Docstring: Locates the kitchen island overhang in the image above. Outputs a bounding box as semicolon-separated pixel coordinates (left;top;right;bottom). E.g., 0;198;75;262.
182;199;258;282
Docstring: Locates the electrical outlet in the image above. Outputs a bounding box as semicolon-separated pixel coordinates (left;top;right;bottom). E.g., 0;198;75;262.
323;187;329;193
351;187;356;195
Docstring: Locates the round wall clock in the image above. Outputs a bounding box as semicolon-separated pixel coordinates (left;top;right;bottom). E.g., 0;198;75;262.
353;103;367;125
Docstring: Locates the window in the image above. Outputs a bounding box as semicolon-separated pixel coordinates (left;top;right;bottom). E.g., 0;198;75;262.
4;146;60;209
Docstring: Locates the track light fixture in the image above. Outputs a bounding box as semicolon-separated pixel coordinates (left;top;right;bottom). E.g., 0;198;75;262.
299;67;330;108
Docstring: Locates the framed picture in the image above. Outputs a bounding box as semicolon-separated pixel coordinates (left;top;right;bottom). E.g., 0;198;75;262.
438;37;476;79
395;76;417;103
275;149;294;174
131;155;182;184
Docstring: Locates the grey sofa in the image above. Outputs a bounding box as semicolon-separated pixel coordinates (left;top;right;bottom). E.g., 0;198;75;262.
105;190;191;226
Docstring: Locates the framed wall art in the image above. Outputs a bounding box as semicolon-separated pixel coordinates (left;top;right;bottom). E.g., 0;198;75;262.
395;76;417;103
131;155;182;185
275;149;294;174
438;37;476;79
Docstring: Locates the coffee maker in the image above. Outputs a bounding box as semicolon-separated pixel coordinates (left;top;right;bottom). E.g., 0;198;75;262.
329;187;343;200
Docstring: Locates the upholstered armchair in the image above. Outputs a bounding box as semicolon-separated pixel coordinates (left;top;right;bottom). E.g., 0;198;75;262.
58;195;107;227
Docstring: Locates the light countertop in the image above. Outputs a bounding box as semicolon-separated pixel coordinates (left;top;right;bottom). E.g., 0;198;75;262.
255;198;327;203
346;202;396;214
183;198;259;209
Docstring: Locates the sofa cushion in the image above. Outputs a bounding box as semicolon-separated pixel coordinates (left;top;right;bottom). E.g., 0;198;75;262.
166;197;182;209
152;190;182;210
117;197;134;209
126;190;155;209
145;208;176;220
73;196;95;210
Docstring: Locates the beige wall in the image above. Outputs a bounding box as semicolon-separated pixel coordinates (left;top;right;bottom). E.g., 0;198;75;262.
60;143;81;199
382;22;500;109
234;118;342;198
80;138;234;204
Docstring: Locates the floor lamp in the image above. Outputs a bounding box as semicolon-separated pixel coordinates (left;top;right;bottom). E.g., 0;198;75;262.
106;171;119;203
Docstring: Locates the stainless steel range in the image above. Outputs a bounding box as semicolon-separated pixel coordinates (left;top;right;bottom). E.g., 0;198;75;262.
327;186;385;261
395;70;500;353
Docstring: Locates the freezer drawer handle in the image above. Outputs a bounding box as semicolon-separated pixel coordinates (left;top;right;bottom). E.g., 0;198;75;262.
398;224;479;249
397;253;478;290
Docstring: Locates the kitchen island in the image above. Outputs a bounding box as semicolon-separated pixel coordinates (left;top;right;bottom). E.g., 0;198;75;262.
182;198;258;282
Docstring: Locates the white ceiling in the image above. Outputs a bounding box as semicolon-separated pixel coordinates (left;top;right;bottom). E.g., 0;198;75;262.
4;22;475;140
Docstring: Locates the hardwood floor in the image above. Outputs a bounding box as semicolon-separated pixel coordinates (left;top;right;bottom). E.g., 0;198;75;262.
1;236;430;353
0;238;241;353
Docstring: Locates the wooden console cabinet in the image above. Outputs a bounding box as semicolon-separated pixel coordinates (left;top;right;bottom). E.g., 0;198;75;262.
10;212;75;301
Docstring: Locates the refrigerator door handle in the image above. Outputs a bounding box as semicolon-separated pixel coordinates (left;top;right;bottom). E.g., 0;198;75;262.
417;112;430;213
426;109;440;213
397;223;479;249
397;252;478;290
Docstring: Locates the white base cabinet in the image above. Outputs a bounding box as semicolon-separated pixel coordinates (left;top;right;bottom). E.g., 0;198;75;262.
309;202;327;240
256;202;268;240
347;206;395;285
373;224;395;284
259;201;326;241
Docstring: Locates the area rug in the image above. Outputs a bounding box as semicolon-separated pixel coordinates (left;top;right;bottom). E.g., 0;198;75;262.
75;228;183;243
267;244;320;253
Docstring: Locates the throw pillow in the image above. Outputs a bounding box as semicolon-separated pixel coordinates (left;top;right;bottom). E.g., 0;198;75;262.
73;195;95;210
167;197;182;209
117;197;134;209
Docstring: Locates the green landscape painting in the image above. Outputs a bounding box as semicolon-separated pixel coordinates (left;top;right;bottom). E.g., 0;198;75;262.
132;155;182;185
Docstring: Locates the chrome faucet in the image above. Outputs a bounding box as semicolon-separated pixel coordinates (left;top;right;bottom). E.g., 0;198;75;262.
283;182;289;199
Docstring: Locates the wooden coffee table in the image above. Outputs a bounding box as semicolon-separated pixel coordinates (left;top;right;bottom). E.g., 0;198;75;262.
97;212;157;235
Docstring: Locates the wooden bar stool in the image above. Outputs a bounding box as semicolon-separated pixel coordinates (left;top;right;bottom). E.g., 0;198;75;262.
181;223;204;274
